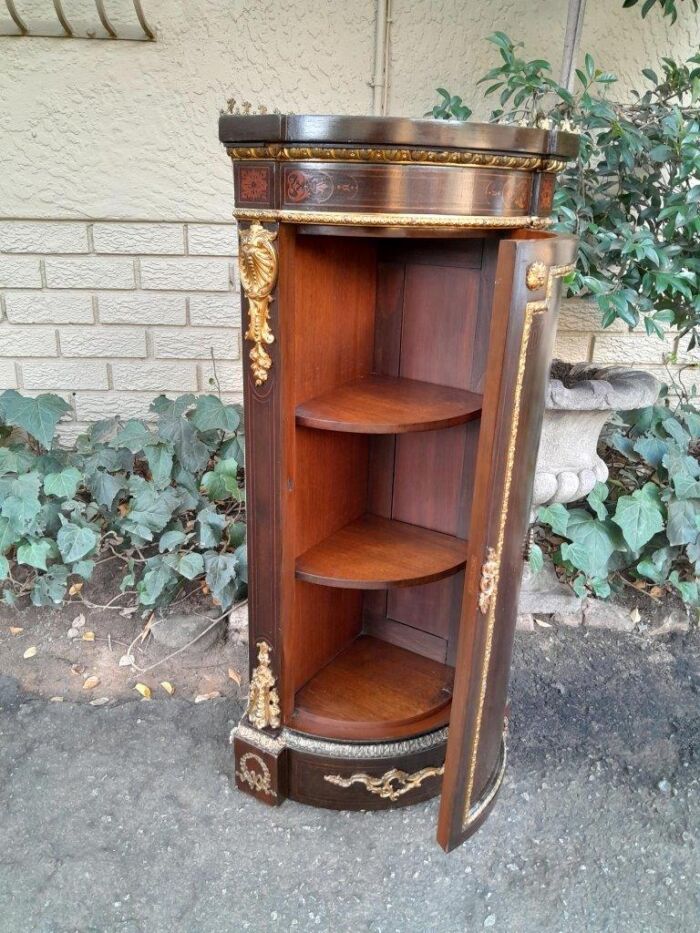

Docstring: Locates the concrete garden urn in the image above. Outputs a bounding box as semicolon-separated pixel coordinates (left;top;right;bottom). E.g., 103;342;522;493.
520;362;661;615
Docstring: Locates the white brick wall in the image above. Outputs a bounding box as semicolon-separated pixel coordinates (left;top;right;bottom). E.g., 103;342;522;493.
0;219;242;437
555;297;691;396
1;218;692;440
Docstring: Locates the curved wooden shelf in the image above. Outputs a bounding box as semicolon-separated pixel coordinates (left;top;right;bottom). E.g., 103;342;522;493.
295;375;482;434
290;635;453;740
295;514;467;589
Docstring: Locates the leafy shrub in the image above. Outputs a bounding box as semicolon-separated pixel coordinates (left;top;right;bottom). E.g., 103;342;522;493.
0;390;246;612
534;389;700;606
427;34;700;350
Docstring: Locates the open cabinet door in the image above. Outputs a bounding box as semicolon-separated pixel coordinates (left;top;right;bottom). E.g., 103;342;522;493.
437;231;578;852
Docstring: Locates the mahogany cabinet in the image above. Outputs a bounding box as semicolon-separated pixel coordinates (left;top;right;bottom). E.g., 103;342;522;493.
218;114;578;852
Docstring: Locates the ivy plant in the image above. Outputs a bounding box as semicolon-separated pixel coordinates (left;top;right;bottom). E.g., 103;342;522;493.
0;390;246;612
533;388;700;605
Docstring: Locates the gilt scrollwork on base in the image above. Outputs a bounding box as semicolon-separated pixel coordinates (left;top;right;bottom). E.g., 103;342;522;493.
324;764;445;802
246;640;281;730
238;222;278;386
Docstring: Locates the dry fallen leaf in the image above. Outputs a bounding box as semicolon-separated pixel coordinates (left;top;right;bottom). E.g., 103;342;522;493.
82;675;100;690
227;667;241;686
69;582;84;596
49;696;64;703
650;586;664;599
194;691;221;704
90;697;110;707
160;681;175;695
82;631;96;642
630;607;642;624
71;663;86;676
134;683;152;699
67;628;80;639
9;626;23;635
23;646;37;659
534;618;553;628
119;653;135;667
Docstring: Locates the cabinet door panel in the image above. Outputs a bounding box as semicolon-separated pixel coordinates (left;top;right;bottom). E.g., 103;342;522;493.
437;231;577;852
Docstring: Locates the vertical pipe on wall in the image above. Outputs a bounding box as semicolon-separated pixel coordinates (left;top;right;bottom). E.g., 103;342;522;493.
560;0;588;92
371;0;391;115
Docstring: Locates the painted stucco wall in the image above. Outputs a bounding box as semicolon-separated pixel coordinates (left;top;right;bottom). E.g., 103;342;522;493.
1;0;698;432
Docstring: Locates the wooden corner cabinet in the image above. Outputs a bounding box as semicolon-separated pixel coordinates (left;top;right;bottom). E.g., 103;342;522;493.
219;114;578;852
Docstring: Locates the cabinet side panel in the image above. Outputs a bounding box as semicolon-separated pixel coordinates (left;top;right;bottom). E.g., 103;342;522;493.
240;223;286;685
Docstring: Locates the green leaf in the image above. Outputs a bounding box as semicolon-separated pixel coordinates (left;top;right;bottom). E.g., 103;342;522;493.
0;516;22;554
44;467;82;500
71;559;95;580
586;483;609;521
667;498;700;545
30;566;69;606
528;542;544;574
17;537;56;571
637;545;675;584
172;551;204;580
137;563;178;606
561;516;617;577
144;443;174;488
1;476;42;534
196;507;227;547
88;471;125;510
571;574;588;598
668;570;699;606
127;483;179;534
590;577;611;599
0;390;71;449
157;413;210;474
233;543;247;586
110;419;157;453
612;484;665;551
150;394;196;420
159;530;187;552
633;435;668;468
537;503;569;537
204;551;239;607
201;470;229;502
0;554;9;581
0;445;36;475
190;396;241;433
56;520;98;563
227;522;246;548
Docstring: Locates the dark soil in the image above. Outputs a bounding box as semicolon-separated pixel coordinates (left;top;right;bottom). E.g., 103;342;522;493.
0;561;248;705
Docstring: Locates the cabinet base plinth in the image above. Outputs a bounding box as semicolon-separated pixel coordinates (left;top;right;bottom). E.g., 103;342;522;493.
232;720;448;811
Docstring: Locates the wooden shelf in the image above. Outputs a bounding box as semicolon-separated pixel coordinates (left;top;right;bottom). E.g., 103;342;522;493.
296;375;482;434
295;514;467;589
290;635;454;740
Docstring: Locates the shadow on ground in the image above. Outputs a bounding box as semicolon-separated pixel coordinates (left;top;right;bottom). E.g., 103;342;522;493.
1;627;698;933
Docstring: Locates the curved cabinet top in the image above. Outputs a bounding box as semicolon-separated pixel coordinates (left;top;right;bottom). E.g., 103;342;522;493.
219;113;578;160
220;114;579;227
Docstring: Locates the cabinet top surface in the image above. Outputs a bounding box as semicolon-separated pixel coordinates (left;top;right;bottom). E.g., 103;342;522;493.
219;113;579;160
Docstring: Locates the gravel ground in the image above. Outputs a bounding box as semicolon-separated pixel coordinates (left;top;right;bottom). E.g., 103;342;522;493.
0;627;698;933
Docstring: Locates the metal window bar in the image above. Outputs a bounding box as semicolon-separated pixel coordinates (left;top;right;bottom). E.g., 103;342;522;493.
2;0;155;40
